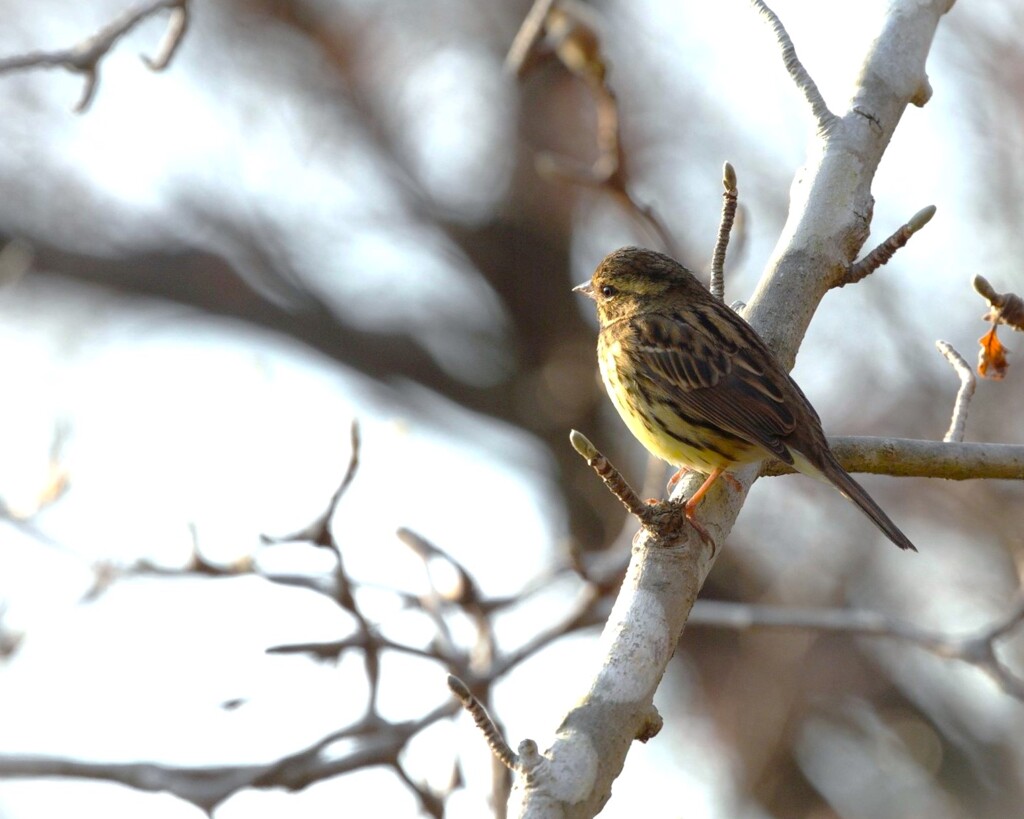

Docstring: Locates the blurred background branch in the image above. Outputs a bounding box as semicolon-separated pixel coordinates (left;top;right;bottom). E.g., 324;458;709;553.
0;0;188;111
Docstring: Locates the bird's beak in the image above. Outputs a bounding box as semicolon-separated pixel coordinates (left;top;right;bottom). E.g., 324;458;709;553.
573;281;595;299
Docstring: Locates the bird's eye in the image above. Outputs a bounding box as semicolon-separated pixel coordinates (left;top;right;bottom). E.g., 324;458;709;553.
600;285;617;298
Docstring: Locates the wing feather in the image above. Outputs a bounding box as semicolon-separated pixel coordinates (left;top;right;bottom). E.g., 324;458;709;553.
620;309;803;464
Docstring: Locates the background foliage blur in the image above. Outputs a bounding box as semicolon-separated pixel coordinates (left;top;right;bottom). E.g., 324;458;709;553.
0;1;1022;817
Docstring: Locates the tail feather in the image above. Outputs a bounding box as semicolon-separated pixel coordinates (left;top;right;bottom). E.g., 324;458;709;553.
796;450;917;552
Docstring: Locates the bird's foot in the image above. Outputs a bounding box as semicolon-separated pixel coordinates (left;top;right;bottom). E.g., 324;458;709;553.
682;508;717;556
680;474;723;556
668;467;741;495
640;497;718;555
721;472;742;492
666;466;690;492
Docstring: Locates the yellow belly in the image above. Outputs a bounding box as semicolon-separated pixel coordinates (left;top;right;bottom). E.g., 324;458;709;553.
598;339;755;472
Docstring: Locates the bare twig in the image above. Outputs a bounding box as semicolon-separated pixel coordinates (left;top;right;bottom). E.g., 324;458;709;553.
0;0;190;112
710;162;738;301
392;762;446;819
974;275;1024;331
255;420;387;718
396;527;482;609
0;699;459;813
842;205;935;286
759;436;1024;480
397;527;495;670
261;419;360;550
569;430;652;524
266;628;450;666
690;596;1024;700
47;422;1024;816
448;675;519;770
935;341;976;443
749;0;838;134
490;583;605;678
570;428;706;552
533;71;675;254
515;2;679;255
142;0;188;70
504;0;557;76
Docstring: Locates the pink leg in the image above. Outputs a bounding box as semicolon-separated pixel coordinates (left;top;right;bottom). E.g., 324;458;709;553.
683;466;725;519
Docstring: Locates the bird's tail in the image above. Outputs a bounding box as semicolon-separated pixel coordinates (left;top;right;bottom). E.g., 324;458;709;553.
813;451;917;552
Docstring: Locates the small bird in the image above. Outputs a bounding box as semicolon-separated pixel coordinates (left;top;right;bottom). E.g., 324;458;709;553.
574;246;916;551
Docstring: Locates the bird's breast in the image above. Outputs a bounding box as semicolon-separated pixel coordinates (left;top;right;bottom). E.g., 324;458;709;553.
597;335;752;472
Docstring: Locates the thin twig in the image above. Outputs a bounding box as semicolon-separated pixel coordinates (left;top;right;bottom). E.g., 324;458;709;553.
749;0;838;135
490;584;605;679
261;419;360;549
570;429;699;547
391;762;445;819
842;205;935;286
569;430;652;524
0;0;190;113
710;162;738;301
0;699;460;813
255;420;385;718
689;596;1024;700
397;527;495;670
608;183;680;257
935;341;975;443
504;0;557;76
266;633;447;665
396;528;483;610
974;275;1024;331
143;1;189;70
448;675;519;770
516;2;680;256
534;71;676;255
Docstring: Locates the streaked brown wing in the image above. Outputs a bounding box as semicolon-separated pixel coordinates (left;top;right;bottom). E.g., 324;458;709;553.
620;310;800;463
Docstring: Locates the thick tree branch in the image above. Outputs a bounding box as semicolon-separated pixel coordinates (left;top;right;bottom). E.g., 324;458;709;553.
759;437;1024;480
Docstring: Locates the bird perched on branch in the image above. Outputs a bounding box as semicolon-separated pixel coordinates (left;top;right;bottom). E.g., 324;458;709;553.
575;245;916;552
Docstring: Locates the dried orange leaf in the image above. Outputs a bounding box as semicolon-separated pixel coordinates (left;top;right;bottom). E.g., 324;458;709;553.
978;325;1009;380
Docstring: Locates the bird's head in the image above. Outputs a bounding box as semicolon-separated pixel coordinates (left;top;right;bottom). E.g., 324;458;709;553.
573;246;701;324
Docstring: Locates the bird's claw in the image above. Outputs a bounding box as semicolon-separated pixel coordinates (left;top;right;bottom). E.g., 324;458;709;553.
721;472;743;492
683;512;718;556
666;466;690;492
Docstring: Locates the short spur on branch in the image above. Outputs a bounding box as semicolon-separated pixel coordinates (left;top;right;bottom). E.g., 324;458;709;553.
575;246;917;552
